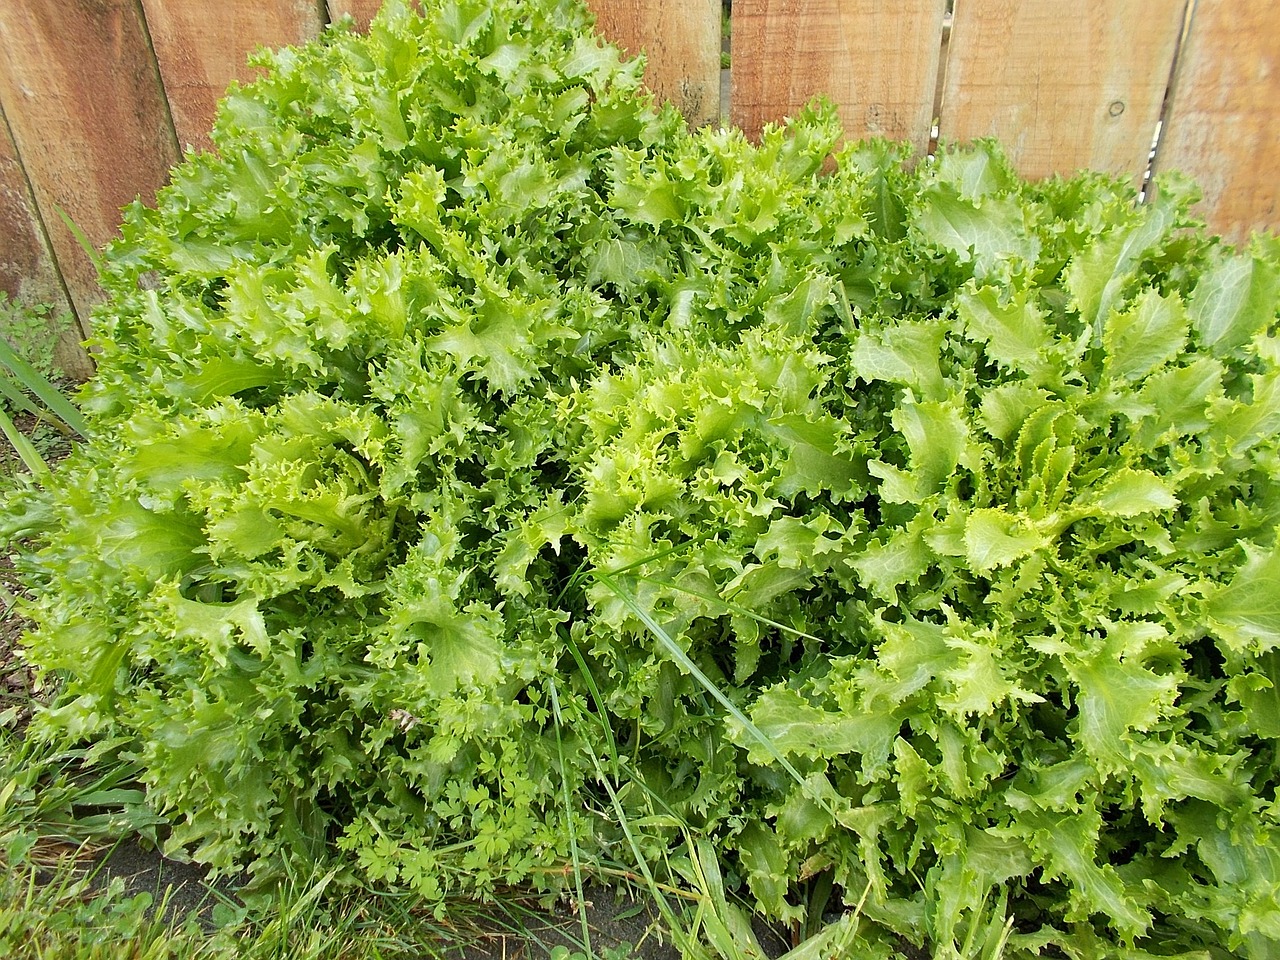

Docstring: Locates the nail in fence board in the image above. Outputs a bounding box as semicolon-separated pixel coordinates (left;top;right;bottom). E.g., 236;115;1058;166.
1154;0;1280;245
142;0;324;153
587;0;721;130
941;0;1186;184
0;0;178;324
730;0;947;154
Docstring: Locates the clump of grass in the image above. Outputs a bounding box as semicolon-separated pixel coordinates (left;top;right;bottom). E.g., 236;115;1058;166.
0;850;468;960
0;730;161;870
0;293;71;384
0;863;190;960
0;297;84;485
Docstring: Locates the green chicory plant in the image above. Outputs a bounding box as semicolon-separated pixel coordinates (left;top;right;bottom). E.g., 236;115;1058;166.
7;0;1280;955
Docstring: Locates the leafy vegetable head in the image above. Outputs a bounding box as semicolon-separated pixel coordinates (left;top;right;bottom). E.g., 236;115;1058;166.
11;0;1280;955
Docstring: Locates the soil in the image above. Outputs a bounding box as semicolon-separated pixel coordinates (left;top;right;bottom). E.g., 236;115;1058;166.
0;552;39;722
98;840;668;957
82;835;797;958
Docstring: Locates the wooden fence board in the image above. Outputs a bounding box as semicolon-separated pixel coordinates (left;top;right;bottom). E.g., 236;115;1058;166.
0;0;178;324
0;104;89;376
586;0;721;129
327;0;386;30
0;106;64;311
1154;0;1280;245
730;0;947;154
941;0;1186;183
142;0;324;153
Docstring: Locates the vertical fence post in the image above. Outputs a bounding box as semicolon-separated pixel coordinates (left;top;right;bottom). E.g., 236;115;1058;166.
0;0;179;341
940;0;1186;184
731;0;947;155
1153;0;1280;245
586;0;722;130
141;0;325;154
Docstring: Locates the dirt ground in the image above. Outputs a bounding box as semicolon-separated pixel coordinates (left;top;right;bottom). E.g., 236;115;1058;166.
85;835;800;958
93;837;693;957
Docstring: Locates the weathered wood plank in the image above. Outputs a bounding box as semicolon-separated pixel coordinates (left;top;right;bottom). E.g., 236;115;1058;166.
731;0;947;154
941;0;1185;183
0;105;66;312
0;104;89;377
1154;0;1280;245
142;0;324;153
586;0;721;129
0;0;178;325
327;0;386;30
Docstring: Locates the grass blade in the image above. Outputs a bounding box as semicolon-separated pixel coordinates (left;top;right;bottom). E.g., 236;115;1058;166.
576;728;704;960
0;376;39;419
55;205;106;278
560;627;622;777
0;339;87;437
548;677;594;958
628;571;822;643
593;573;837;820
0;406;51;484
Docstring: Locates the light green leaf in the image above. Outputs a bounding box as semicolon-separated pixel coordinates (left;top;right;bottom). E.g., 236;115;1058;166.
1086;468;1178;518
437;0;491;45
958;285;1052;377
1207;546;1280;652
847;319;946;398
1227;651;1280;739
979;382;1051;443
938;634;1039;718
1103;288;1188;381
860;614;957;706
393;596;509;695
560;35;621;83
205;505;288;560
892;398;971;495
963;509;1047;574
1188;250;1280;357
725;561;813;609
1128;741;1246;821
738;822;795;922
151;581;269;666
98;502;206;578
1066;195;1176;330
122;420;257;490
915;188;1039;273
846;527;932;601
765;413;864;499
1211;370;1280;457
932;144;1012;200
866;460;919;505
1065;650;1179;772
1022;809;1151;938
175;354;278;402
742;687;902;768
1138;356;1224;439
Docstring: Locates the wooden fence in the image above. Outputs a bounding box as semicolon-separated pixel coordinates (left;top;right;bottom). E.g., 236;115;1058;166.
0;0;1276;375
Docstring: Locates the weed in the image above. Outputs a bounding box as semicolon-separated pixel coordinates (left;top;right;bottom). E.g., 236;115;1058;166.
0;293;71;382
